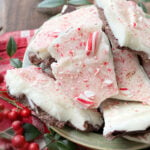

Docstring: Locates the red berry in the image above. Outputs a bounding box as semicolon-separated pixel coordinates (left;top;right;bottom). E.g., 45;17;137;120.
20;142;30;150
11;135;25;148
21;108;31;117
15;127;24;135
12;108;21;114
12;107;19;112
12;120;22;130
0;103;4;111
28;142;39;150
3;109;10;118
0;112;3;121
8;111;18;121
0;74;4;83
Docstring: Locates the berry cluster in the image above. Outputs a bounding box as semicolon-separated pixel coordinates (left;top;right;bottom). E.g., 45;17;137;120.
0;104;31;122
0;103;40;150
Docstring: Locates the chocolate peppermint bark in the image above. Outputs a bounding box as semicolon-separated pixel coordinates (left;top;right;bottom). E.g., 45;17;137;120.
26;5;102;65
5;66;103;131
112;48;150;104
48;26;118;108
95;0;150;61
101;99;150;139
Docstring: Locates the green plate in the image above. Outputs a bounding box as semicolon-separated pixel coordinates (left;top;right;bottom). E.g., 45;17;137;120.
51;127;150;150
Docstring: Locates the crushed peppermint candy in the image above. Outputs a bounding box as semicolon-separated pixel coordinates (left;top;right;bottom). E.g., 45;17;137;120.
85;31;100;56
103;79;113;85
84;90;95;98
119;88;128;91
75;92;95;108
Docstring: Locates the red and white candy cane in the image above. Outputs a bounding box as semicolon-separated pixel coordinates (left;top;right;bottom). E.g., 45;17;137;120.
75;91;95;108
85;31;100;56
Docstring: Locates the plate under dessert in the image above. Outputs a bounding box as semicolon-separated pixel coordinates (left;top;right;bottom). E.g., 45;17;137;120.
16;3;150;149
51;127;149;150
22;41;149;150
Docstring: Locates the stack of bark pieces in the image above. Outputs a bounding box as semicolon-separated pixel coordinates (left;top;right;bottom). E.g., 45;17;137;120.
4;0;150;144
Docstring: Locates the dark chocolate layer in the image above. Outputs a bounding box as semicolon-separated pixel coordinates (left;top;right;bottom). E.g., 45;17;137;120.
8;90;101;132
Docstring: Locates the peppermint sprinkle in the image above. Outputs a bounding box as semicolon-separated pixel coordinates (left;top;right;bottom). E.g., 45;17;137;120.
84;90;95;98
94;68;100;75
85;31;100;56
120;88;128;91
104;79;113;85
133;22;137;28
75;93;95;107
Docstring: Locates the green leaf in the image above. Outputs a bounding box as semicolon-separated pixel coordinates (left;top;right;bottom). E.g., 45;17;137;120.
57;140;77;150
6;128;15;136
68;0;91;5
10;58;22;68
38;0;65;8
54;134;61;140
0;128;14;140
44;131;76;150
138;2;148;13
139;0;150;2
146;14;150;18
44;133;59;150
6;37;17;57
0;57;2;60
23;123;41;142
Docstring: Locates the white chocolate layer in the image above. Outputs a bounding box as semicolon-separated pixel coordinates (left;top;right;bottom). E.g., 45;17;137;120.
5;66;103;131
51;31;118;108
48;25;100;60
96;0;150;57
112;49;150;104
102;100;150;138
26;5;102;60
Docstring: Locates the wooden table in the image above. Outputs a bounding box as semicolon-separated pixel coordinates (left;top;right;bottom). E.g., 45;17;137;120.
1;0;150;34
0;0;51;34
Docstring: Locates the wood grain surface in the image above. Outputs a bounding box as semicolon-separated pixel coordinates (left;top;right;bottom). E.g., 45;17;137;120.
0;0;51;33
0;0;6;34
0;0;150;34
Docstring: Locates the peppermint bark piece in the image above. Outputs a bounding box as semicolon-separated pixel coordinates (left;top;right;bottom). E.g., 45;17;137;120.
101;99;150;139
112;48;150;104
95;0;150;61
48;25;101;60
51;32;118;108
5;66;103;131
25;5;102;65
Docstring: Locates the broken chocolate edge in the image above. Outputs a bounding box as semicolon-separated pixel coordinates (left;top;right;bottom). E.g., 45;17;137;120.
7;88;101;132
